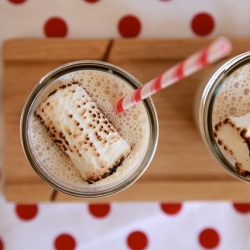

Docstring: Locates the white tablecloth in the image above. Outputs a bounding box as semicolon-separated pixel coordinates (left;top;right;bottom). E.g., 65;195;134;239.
1;1;250;249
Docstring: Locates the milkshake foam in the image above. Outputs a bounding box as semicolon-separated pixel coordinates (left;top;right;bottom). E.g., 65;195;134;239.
212;63;250;165
28;70;150;187
213;63;250;126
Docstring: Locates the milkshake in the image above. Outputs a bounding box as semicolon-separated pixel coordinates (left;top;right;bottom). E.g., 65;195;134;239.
21;61;158;198
198;51;250;182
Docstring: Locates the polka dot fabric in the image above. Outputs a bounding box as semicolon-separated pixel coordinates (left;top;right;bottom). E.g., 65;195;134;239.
88;204;111;218
127;231;148;250
3;0;249;39
15;204;38;221
199;228;220;249
161;203;182;215
2;1;250;249
118;15;142;38
0;201;250;249
233;203;250;213
0;238;3;250
44;17;68;38
54;234;76;250
8;0;26;4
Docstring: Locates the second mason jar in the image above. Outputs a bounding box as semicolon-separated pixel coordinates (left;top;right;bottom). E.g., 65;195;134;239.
197;51;250;183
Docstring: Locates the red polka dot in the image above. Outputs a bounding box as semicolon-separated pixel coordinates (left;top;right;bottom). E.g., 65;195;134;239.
199;228;220;249
44;17;68;38
54;234;76;250
127;231;148;250
88;203;110;218
84;0;100;2
0;238;4;250
233;203;250;213
15;204;38;221
8;0;26;4
161;203;182;215
191;13;215;36
118;15;141;38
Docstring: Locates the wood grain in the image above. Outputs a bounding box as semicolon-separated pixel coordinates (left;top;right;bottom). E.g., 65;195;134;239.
3;38;110;62
56;180;250;202
108;37;250;62
3;37;250;202
5;183;53;203
3;39;110;202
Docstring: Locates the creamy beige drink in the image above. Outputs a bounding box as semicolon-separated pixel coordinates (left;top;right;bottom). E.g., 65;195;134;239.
212;63;250;177
212;63;250;126
198;52;250;182
30;70;150;186
21;61;158;197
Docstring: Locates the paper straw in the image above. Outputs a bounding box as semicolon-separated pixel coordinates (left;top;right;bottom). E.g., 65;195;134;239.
114;36;233;113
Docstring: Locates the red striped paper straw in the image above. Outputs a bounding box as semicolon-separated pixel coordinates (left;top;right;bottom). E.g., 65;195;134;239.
114;37;233;113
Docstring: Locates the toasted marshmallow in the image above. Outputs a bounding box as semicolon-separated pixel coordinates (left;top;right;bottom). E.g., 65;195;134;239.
34;82;131;184
214;112;250;177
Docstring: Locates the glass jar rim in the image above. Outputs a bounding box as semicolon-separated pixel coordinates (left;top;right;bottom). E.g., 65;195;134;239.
199;51;250;183
20;60;159;198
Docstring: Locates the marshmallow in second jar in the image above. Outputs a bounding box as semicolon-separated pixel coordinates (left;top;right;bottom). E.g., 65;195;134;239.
34;81;131;184
214;112;250;177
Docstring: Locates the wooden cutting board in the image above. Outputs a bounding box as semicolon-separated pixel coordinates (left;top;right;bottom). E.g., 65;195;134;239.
4;37;250;202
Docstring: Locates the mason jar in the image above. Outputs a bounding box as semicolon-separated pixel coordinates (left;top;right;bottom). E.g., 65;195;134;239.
196;51;250;183
20;60;159;198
